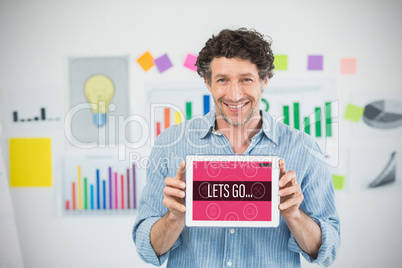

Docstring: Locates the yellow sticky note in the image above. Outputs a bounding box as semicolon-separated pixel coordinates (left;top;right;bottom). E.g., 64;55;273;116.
332;174;345;190
344;104;365;122
137;51;154;71
9;138;52;187
274;55;288;70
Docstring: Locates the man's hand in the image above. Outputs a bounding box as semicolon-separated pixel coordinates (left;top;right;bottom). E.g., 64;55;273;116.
163;160;186;221
278;159;304;219
150;160;187;257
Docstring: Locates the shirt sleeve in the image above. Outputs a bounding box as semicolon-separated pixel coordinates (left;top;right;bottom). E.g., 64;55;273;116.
132;134;182;266
287;141;341;267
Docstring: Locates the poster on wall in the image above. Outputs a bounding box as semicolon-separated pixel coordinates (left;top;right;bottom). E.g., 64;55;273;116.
147;78;338;167
67;57;130;147
60;153;138;215
0;89;63;134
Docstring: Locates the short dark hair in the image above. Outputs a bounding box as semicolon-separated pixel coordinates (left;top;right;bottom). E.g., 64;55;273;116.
196;28;275;84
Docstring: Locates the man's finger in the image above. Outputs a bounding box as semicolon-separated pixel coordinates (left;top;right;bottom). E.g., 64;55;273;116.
279;170;296;188
279;159;286;179
176;160;186;182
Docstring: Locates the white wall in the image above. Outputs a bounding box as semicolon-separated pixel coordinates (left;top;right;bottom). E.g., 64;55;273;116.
1;0;401;267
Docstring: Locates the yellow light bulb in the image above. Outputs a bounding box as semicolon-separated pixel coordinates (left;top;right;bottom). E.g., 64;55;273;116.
84;74;115;127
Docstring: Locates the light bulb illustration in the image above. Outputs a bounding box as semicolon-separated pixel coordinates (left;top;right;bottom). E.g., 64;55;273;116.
84;74;115;127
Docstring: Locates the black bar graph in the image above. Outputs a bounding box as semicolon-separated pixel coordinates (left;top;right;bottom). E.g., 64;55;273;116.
12;107;59;123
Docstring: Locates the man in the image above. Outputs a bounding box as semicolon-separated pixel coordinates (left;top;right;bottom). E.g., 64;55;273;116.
133;28;340;267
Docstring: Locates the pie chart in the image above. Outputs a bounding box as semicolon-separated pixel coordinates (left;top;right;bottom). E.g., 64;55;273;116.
363;100;402;129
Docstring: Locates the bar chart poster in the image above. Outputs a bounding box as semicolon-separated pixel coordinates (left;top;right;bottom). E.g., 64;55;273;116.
148;88;213;137
261;78;339;167
61;154;137;215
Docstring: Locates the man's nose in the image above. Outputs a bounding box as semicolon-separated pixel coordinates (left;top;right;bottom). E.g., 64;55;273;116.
227;82;243;102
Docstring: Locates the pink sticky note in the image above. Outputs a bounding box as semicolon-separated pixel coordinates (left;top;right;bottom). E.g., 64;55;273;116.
340;58;357;74
183;54;197;72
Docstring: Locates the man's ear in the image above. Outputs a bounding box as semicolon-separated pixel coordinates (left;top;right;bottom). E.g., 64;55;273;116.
261;77;269;92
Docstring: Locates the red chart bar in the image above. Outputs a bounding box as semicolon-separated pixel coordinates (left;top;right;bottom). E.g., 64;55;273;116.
164;108;170;129
72;182;76;210
127;169;130;209
156;122;161;137
66;200;70;210
121;174;124;209
114;173;118;209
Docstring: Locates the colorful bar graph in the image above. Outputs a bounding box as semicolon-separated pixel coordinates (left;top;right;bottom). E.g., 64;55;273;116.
325;102;332;137
304;117;310;135
315;107;321;137
283;106;290;125
64;162;137;214
186;102;192;120
164;108;170;129
293;103;300;130
203;95;210;115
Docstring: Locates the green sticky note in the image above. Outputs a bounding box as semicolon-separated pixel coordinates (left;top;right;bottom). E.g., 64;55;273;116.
344;104;365;122
274;55;288;70
332;175;345;190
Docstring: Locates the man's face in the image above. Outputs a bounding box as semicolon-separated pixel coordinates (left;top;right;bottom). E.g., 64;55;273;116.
205;57;268;126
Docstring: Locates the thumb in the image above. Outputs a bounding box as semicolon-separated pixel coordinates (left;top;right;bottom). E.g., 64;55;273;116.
176;160;186;182
279;159;286;178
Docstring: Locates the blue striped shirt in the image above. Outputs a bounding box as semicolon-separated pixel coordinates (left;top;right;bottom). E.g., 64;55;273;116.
133;110;340;267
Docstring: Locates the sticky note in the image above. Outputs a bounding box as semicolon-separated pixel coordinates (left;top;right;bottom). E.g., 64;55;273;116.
154;53;173;73
332;175;345;190
274;55;288;70
340;58;357;74
183;54;197;72
344;104;365;122
9;138;52;187
308;55;323;71
137;52;154;71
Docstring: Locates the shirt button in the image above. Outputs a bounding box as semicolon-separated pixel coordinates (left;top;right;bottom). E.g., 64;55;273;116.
227;261;232;266
230;228;235;234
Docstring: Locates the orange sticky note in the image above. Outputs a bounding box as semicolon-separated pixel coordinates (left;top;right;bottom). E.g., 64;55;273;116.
340;58;357;74
9;138;52;187
137;52;154;71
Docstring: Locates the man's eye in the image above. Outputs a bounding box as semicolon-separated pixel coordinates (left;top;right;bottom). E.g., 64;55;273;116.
217;78;226;83
243;78;253;82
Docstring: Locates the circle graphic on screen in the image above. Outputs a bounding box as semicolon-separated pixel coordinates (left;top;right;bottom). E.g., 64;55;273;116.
243;203;258;220
206;203;221;220
206;162;221;177
243;162;258;178
225;212;240;221
198;182;211;199
251;182;266;199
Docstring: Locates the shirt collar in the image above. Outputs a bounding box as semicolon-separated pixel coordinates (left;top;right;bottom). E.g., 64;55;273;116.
199;109;278;145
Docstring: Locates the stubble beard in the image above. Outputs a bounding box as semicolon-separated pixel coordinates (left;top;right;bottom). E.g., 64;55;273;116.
215;98;260;127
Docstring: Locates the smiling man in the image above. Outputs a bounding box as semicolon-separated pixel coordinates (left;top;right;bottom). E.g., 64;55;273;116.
133;28;340;267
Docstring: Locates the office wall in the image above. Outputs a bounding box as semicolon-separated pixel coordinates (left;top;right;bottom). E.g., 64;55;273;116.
1;0;401;267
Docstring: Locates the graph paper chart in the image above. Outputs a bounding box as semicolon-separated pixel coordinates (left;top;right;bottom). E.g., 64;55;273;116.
147;78;338;166
62;154;137;215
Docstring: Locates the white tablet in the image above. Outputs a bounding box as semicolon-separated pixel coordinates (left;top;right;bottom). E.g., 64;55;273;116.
185;155;280;228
